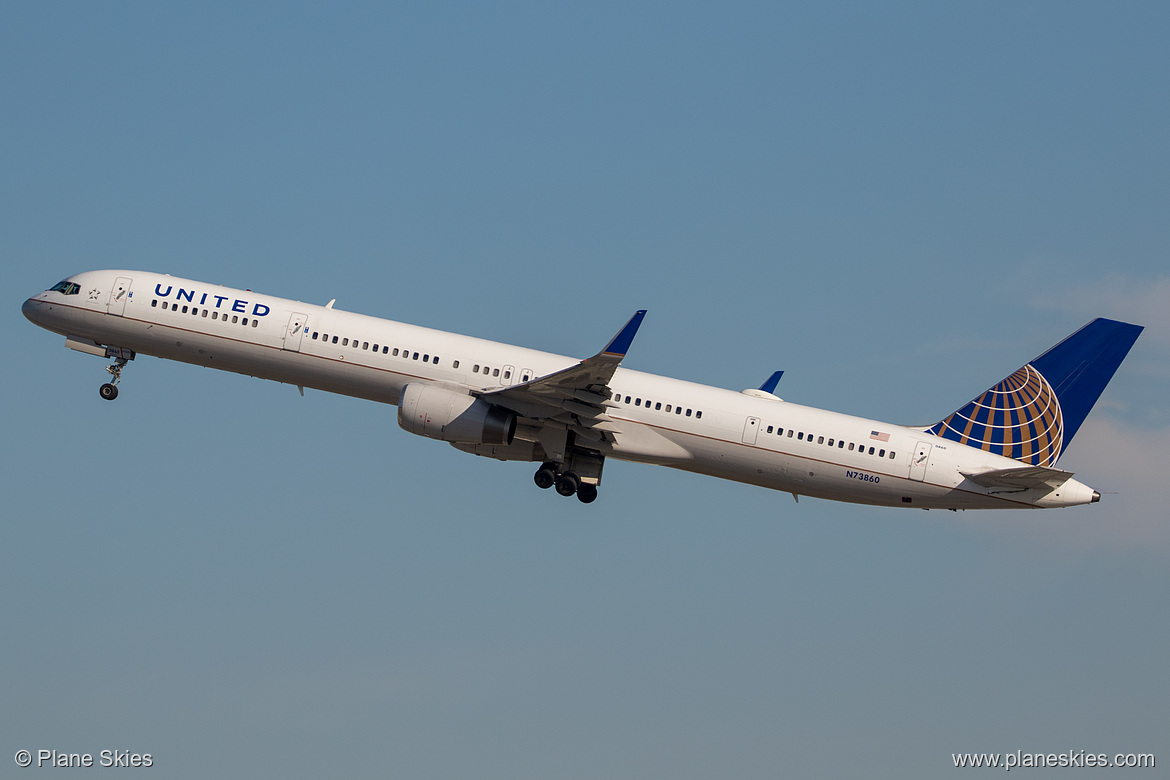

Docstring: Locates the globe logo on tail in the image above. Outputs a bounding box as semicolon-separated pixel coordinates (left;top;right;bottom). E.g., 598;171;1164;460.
928;364;1063;467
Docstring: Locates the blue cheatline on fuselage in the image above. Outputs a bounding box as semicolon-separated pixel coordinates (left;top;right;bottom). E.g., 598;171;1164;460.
928;318;1143;466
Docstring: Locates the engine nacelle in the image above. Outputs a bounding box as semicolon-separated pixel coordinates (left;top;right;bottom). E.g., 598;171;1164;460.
397;383;516;446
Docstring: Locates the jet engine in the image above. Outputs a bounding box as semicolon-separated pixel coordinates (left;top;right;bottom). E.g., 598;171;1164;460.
397;383;516;445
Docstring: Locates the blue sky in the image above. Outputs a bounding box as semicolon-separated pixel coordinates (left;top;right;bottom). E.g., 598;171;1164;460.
3;2;1167;777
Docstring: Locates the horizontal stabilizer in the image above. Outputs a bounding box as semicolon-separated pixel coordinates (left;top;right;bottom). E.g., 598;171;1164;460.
960;465;1074;491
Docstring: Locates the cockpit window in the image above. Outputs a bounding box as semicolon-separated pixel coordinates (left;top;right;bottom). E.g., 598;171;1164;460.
49;280;80;295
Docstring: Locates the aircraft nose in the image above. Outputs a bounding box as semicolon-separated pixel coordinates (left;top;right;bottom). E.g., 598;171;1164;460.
22;297;41;325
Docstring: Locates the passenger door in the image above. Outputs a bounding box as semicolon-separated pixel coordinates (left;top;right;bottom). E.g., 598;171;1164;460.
742;416;760;444
909;441;933;482
107;276;133;316
283;312;308;352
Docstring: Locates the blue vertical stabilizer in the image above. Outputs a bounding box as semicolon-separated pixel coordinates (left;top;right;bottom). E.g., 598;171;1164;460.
927;318;1143;465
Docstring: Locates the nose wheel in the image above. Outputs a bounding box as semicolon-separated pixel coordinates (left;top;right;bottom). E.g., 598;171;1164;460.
99;354;130;401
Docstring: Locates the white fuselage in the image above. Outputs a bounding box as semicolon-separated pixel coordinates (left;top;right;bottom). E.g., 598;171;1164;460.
23;270;1100;509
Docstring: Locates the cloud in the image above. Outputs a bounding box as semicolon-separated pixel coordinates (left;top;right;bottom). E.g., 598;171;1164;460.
968;414;1170;557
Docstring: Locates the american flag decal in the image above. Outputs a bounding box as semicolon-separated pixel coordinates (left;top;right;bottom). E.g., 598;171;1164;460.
870;431;890;442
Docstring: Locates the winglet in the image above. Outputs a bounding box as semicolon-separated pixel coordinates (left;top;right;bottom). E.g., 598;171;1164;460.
601;310;646;358
759;371;784;394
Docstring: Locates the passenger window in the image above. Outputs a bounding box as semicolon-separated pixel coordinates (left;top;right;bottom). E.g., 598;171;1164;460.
453;360;460;368
202;310;208;318
252;320;258;327
838;440;845;448
686;409;692;417
423;354;429;362
655;403;662;411
312;332;318;340
232;315;239;323
868;447;875;455
182;305;189;313
696;411;702;419
394;349;400;356
372;344;378;351
625;396;632;404
151;300;157;308
413;353;419;360
212;311;218;320
162;301;169;309
342;338;348;346
364;342;370;350
635;399;641;407
352;341;358;349
492;368;499;377
787;430;794;437
828;438;834;446
817;436;824;444
676;407;682;414
522;374;529;382
665;404;672;413
879;449;885;457
242;318;248;326
889;451;896;459
433;356;440;364
383;347;389;354
849;443;855;451
798;432;804;441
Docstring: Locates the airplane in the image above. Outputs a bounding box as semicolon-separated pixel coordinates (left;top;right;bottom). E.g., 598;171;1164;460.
23;270;1143;509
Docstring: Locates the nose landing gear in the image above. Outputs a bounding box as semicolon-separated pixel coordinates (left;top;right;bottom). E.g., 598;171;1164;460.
64;338;136;401
98;350;133;401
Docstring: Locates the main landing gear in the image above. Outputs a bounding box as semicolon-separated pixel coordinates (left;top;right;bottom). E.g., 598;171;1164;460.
533;460;601;504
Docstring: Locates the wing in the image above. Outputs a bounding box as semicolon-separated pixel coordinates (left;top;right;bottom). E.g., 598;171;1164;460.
477;310;646;450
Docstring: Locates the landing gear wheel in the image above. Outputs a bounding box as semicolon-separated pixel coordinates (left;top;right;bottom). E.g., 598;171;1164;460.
100;353;130;401
534;466;556;490
576;483;598;504
555;471;580;497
